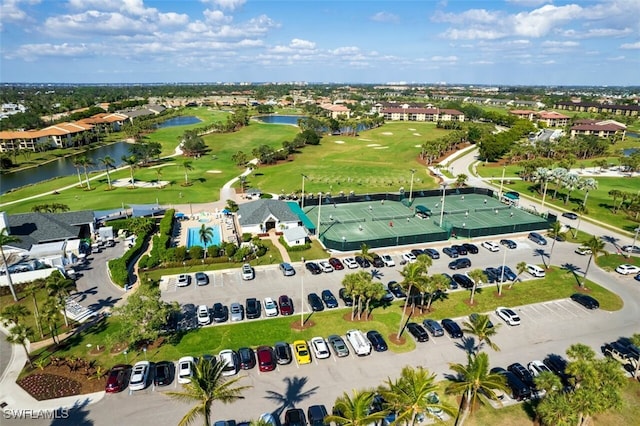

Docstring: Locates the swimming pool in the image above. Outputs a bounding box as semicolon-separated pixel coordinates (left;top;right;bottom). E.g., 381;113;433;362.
186;225;222;249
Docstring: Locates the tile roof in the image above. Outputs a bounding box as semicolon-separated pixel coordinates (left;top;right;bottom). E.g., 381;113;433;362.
238;199;299;226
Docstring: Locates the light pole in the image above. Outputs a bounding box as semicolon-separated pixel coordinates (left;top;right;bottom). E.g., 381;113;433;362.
301;174;308;209
409;169;417;203
632;227;640;254
317;192;323;237
498;165;506;199
499;244;508;285
439;183;448;228
342;236;346;251
123;350;128;364
300;256;305;327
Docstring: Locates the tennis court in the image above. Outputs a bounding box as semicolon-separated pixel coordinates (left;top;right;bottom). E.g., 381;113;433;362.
301;188;549;251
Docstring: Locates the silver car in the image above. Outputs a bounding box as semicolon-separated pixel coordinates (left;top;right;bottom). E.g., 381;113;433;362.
230;302;244;321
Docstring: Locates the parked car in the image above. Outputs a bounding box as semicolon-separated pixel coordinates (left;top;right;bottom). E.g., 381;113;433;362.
366;330;388;352
498;265;517;281
195;272;209;286
622;245;640;254
387;281;406;298
481;241;500;252
441;318;463;338
238;347;256;370
442;247;459;258
452;273;474;289
426;392;445;420
508;362;536;388
570;293;599;309
371;254;385;268
279;262;296;276
154;361;173;387
528;360;553;378
311;337;331;359
407;322;429;342
307;405;329;426
615;264;640;275
422;319;444;337
339;288;354;307
526;264;546;278
543;355;570;384
328;335;350;357
245;298;261;319
381;254;396;267
562;212;578;220
212;303;229;323
442;273;458;290
528;232;547;245
469;312;494;328
318;260;333;273
574;246;592;256
176;274;191;287
274;342;292;365
355;256;371;268
463;243;479;254
491;367;532;401
241;263;255;280
256;346;276;372
448;257;471;270
484;267;500;283
424;248;440;259
328;257;344;270
284;408;306;426
452;244;467;255
218;349;239;376
500;239;517;249
305;261;322;275
293;340;311;365
495;307;521;326
230;302;244;322
401;252;417;263
105;364;131;393
177;356;194;384
307;293;325;311
278;295;294;316
263;297;279;317
129;361;150;391
343;257;359;269
321;289;339;308
411;248;425;257
197;304;210;326
259;413;279;426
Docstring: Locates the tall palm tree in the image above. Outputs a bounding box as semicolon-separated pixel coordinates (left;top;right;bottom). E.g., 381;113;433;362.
0;227;21;302
41;298;62;345
342;272;371;320
466;269;486;306
166;357;251;426
446;352;508;426
550;167;568;199
461;314;501;353
561;173;581;205
572;203;587;238
397;262;427;338
547;220;563;267
579;177;598;209
121;155;138;188
356;243;374;264
0;304;30;327
363;282;386;320
77;155;94;190
46;271;75;327
581;236;606;287
6;324;35;368
325;389;387;426
183;160;193;186
532;167;552;209
378;366;456;425
72;157;84;187
199;225;214;258
424;273;449;312
100;155;116;190
508;261;529;290
24;279;45;338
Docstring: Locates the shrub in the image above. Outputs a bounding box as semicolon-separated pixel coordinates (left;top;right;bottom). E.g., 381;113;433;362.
189;246;204;260
278;236;311;252
174;246;187;261
242;233;252;242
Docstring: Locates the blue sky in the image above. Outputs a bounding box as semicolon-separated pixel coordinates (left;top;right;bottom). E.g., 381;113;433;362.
1;0;638;85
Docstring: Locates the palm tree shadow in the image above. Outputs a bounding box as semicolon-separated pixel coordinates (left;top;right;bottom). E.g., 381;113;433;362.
561;263;583;287
70;286;98;303
601;235;620;250
264;376;319;417
533;248;550;268
370;269;384;280
455;336;480;355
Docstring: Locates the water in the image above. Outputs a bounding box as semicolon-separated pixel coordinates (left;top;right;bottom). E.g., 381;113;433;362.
623;148;638;156
186;225;222;249
627;132;639;139
253;115;304;125
157;116;202;128
1;141;132;194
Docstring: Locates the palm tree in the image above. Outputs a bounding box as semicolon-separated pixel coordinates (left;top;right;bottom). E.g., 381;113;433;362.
455;174;468;188
508;261;529;290
362;282;386;319
342;272;371;320
466;269;486;306
24;279;45;338
325;389;387;426
100;155;116;190
0;227;21;301
46;271;75;327
579;177;598;209
461;314;501;353
550;167;568;199
72;157;84;187
547;220;563;267
166;357;251;426
77;155;94;190
199;225;214;258
446;352;509;426
397;262;427;338
424;273;449;312
378;366;456;424
0;304;30;327
6;324;35;368
183;160;193;186
581;236;606;287
121;155;138;188
356;243;374;265
609;189;622;213
532;167;552;209
536;390;578;426
41;298;62;345
561;173;581;205
572;203;587;238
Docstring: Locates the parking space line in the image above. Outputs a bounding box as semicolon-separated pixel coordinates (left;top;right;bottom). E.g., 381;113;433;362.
555;300;580;317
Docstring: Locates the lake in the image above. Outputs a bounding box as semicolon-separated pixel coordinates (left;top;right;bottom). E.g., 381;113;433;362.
253;115;304;125
157;116;202;128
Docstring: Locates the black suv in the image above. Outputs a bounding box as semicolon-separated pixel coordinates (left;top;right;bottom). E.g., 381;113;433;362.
371;254;385;268
441;318;463;338
307;293;325;311
339;288;354;306
245;298;261;319
424;248;440;259
211;303;229;323
355;256;371;268
448;258;471;270
407;322;429;342
305;262;322;275
321;289;339;308
491;367;532;401
508;362;536;388
462;243;479;254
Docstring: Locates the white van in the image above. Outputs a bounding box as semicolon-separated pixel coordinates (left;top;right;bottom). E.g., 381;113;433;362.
345;329;371;356
526;264;546;278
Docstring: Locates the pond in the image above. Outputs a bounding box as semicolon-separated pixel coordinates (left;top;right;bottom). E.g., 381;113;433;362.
253;115;304;126
157;116;202;128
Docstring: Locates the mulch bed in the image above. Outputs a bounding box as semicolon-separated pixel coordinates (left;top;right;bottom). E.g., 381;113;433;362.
17;364;106;400
291;320;316;330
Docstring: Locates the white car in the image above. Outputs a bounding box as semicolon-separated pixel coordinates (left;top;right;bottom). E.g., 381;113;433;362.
575;247;592;256
197;305;210;326
310;337;331;359
381;254;396;267
426;392;444;420
401;252;417;263
615;264;640;275
241;263;255;280
318;260;334;273
528;360;552;377
129;361;150;391
177;356;194;384
343;257;359;269
495;307;521;326
176;274;191;287
481;241;500;252
263;297;279;317
218;350;239;376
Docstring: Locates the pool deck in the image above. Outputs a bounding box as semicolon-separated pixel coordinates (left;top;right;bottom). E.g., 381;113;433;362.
175;211;239;248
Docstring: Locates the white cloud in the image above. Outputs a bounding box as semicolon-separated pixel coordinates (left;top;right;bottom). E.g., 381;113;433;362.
431;55;458;62
511;4;582;38
203;9;231;23
562;28;633;38
541;41;579;48
0;0;39;25
205;0;246;11
470;60;494;64
542;60;556;64
330;46;361;55
506;0;552;6
433;9;500;25
8;42;91;61
620;41;640;49
370;12;399;23
290;39;316;50
608;55;625;60
443;28;505;40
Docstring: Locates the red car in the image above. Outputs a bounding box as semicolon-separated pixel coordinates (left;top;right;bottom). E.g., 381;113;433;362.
278;295;294;316
257;346;276;372
328;257;344;271
105;364;131;393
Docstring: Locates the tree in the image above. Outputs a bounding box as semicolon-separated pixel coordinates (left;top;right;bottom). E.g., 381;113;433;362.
0;303;30;327
72;157;84;187
446;352;508;426
397;262;427;338
121;155;138;188
24;279;45;338
581;236;606;287
461;314;501;353
508;261;528;290
629;333;640;380
536;391;578;426
423;273;449;312
378;366;455;425
199;225;214;258
100;155;116;190
231;151;247;167
166;357;251;426
45;270;75;327
77;155;94;190
0;227;21;301
455;174;468;188
183;160;194;185
325;389;387;426
466;269;487;306
6;324;35;368
342;271;372;320
547;220;563;267
362;282;386;320
356;243;374;265
41;298;62;345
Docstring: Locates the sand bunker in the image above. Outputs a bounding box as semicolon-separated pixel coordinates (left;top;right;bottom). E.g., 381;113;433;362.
367;144;381;147
408;128;416;131
413;133;421;136
358;138;372;141
334;140;345;144
374;147;389;150
207;170;222;174
381;132;393;135
414;144;423;148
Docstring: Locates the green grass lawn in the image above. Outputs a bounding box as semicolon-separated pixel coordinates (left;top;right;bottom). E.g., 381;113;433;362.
597;252;640;272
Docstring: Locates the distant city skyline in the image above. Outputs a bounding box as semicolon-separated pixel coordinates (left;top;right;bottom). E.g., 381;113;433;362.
1;0;638;86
